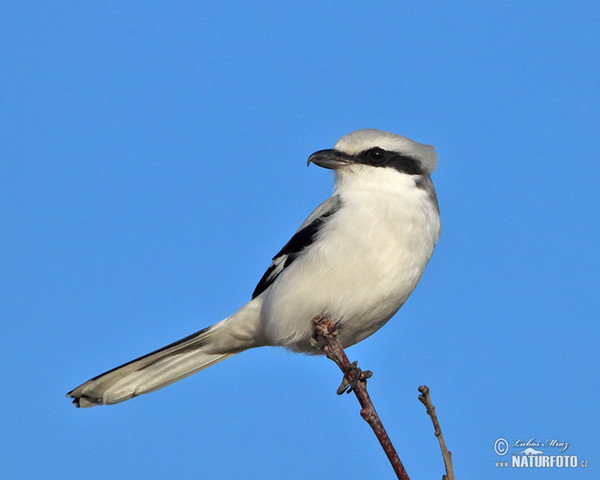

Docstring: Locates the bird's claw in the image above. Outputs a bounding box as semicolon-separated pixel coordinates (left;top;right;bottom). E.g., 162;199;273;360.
336;361;373;395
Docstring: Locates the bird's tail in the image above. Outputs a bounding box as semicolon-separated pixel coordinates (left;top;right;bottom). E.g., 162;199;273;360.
67;301;262;407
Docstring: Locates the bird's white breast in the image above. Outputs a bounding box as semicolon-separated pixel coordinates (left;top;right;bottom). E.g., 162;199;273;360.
260;167;440;352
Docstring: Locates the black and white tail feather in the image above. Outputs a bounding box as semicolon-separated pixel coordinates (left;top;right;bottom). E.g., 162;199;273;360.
68;325;228;407
67;129;441;407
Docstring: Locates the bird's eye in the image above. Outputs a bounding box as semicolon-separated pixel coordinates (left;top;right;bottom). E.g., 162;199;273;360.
368;148;385;160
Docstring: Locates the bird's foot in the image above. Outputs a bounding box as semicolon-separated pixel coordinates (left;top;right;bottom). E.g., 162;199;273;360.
310;315;340;350
336;361;373;395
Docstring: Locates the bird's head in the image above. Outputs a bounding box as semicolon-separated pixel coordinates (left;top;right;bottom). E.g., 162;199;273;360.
307;129;437;177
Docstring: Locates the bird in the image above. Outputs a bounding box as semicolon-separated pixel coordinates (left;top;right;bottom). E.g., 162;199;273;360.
67;129;441;408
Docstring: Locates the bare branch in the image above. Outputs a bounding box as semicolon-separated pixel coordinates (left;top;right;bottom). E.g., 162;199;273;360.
313;315;410;480
418;385;455;480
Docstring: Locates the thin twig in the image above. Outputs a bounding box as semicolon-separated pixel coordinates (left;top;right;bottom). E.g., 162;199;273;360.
313;315;410;480
418;385;455;480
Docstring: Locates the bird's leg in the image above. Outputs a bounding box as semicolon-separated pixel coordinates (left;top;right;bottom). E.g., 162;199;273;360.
312;315;373;394
309;314;338;349
337;361;373;395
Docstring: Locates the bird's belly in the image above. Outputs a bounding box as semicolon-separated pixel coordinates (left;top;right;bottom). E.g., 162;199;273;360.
259;200;438;353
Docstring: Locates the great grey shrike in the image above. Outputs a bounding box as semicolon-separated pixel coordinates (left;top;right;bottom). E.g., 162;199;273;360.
67;129;441;407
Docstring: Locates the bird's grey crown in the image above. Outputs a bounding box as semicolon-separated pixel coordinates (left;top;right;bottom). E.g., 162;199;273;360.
334;129;437;174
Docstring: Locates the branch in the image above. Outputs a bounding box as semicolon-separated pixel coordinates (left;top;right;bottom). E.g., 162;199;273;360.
312;315;410;480
418;385;455;480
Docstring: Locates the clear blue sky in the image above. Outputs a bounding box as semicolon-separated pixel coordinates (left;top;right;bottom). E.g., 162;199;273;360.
2;2;599;479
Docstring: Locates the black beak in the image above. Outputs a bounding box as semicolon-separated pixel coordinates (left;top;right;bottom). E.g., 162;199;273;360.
307;149;353;170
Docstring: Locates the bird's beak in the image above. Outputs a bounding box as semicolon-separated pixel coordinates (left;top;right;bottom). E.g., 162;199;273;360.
307;149;353;170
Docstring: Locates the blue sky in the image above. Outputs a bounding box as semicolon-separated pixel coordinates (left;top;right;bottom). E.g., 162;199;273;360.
2;2;599;479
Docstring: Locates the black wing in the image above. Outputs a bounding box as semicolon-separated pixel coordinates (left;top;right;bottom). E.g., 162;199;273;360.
252;195;342;299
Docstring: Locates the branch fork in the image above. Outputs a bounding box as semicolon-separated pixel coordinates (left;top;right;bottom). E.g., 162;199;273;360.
312;314;454;480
